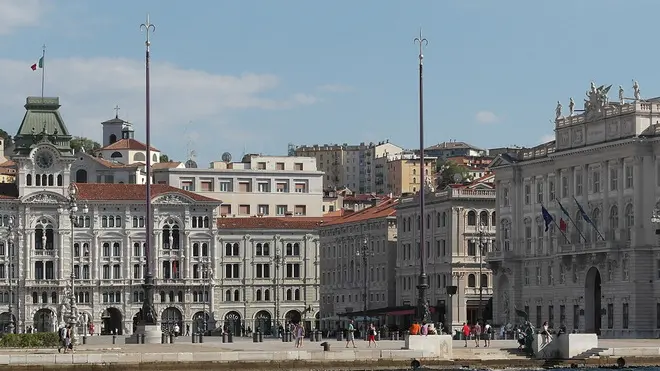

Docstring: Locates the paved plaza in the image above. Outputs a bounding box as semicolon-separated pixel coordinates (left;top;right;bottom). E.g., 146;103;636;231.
0;336;659;368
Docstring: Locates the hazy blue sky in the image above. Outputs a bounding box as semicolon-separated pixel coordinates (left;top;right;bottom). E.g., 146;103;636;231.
0;0;657;164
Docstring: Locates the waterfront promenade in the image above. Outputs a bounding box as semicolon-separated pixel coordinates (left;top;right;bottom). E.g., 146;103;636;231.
0;337;659;370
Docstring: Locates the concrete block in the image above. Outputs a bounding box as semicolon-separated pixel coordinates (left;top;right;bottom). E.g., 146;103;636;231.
99;353;120;364
404;334;452;359
177;352;194;362
55;354;75;364
8;355;26;365
118;353;142;364
0;355;9;365
160;353;179;362
218;352;239;361
193;352;224;362
141;353;164;363
26;354;55;364
237;351;273;361
86;354;104;364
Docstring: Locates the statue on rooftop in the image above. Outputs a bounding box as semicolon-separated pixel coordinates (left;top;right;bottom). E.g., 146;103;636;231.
568;98;575;116
633;80;640;101
619;85;624;104
555;101;562;119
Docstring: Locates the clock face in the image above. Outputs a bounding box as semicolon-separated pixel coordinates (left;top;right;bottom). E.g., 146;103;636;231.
35;151;54;170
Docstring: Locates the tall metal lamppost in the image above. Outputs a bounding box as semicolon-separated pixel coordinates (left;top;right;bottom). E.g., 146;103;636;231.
273;247;281;338
139;14;158;329
4;217;15;334
413;30;431;324
470;222;487;323
356;236;373;339
201;261;213;333
64;183;88;343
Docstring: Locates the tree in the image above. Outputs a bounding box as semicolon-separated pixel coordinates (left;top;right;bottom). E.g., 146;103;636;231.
0;129;13;149
70;137;102;154
435;159;472;189
159;154;173;163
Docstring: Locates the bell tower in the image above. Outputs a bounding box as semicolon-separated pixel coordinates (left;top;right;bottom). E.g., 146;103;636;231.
12;96;75;198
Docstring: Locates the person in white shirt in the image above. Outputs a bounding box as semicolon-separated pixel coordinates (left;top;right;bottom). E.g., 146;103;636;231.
541;321;552;344
483;323;492;347
173;324;180;337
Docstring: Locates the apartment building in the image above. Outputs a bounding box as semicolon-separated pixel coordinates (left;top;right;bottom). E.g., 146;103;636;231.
153;155;324;217
425;141;487;160
318;198;398;329
386;152;437;196
293;141;403;193
396;175;495;330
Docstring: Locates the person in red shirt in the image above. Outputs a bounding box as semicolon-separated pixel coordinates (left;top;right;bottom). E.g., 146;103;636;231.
462;323;470;347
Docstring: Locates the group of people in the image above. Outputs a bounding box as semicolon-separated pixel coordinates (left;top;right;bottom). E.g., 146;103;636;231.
409;321;439;336
57;325;74;353
461;322;493;347
344;320;378;348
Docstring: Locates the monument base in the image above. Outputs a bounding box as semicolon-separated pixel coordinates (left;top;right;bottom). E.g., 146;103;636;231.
126;324;161;344
532;333;599;359
404;334;453;359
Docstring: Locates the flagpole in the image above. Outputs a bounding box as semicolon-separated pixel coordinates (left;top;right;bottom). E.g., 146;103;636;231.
573;196;605;241
555;200;587;243
41;45;46;98
542;204;570;244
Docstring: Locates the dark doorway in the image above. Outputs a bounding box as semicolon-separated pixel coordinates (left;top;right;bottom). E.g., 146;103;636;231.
103;307;123;335
585;267;602;334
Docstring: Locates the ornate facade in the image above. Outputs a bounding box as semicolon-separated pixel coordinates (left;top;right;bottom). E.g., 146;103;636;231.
0;96;322;336
395;176;495;330
489;81;660;338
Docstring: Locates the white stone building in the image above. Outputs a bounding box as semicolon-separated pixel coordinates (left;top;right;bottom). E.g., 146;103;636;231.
153;155;324;218
488;82;660;338
318;198;398;329
0;96;323;336
395;175;495;330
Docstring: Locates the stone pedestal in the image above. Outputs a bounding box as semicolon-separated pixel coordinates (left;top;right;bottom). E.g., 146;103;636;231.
532;333;598;359
404;334;453;359
126;324;161;344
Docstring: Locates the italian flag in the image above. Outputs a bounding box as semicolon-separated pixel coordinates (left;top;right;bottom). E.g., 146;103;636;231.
30;56;43;71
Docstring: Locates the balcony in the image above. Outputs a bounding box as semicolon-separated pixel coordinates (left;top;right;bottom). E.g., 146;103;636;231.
464;287;493;296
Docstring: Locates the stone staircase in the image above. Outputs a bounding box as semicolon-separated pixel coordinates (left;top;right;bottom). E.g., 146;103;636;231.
572;347;610;360
453;347;533;361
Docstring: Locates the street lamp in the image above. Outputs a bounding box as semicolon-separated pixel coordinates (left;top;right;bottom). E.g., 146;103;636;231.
64;183;88;344
273;247;281;338
356;236;373;339
413;29;431;325
470;222;487;323
4;217;15;334
201;261;213;334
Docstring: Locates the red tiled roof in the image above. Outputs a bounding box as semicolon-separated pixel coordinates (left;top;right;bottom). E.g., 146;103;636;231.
0;160;16;168
323;210;347;217
324;197;398;226
152;162;182;170
343;194;388;202
75;183;219;202
91;156;139;169
217;217;334;230
101;139;159;152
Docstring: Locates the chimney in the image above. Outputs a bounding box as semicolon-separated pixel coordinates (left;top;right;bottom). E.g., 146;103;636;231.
370;198;379;207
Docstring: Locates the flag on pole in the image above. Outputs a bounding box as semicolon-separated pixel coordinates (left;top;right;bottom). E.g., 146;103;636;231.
573;196;605;240
541;206;553;232
556;199;587;243
559;218;567;233
30;56;44;71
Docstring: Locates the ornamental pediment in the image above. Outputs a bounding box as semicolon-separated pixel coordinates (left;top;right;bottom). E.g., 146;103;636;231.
153;193;192;205
22;192;68;204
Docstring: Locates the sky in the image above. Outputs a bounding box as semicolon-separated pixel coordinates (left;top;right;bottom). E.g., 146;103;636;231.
1;0;659;165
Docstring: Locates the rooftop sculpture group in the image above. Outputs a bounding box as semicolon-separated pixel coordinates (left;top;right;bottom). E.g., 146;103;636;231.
555;81;642;120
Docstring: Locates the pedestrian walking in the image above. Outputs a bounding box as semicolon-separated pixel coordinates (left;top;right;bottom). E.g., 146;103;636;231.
483;322;492;347
473;322;482;347
461;323;470;347
345;320;357;348
185;324;190;336
294;324;305;348
367;323;377;348
57;326;67;353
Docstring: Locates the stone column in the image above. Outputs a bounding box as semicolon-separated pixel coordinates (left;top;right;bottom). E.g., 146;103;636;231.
58;232;65;280
617;159;625;235
633;156;644;245
601;161;609;239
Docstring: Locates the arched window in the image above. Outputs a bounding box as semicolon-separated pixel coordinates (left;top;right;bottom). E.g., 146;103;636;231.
256;243;263;256
480;274;488;287
286;289;292;301
592;208;601;241
177;291;183;302
26;174;32;186
442;212;446;227
467;274;476;287
168;291;174;302
152;154;157;162
609;205;618;240
426;214;431;229
294;289;300;301
111;152;122;159
159;291;165;303
467;211;476;226
225;290;231;302
32;292;37;303
57;174;62;186
501;220;511;251
202;243;208;256
624;204;634;241
133;152;145;162
162;219;180;249
491;211;496;226
35;221;54;250
256;289;262;301
264;289;270;301
75;169;88;183
109;134;117;144
193;243;199;257
47;174;53;186
479;211;488;226
233;289;239;301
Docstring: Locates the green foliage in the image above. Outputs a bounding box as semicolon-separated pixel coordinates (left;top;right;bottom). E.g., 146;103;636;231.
0;129;12;149
435;160;473;189
160;154;173;162
0;332;59;348
70;137;101;154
